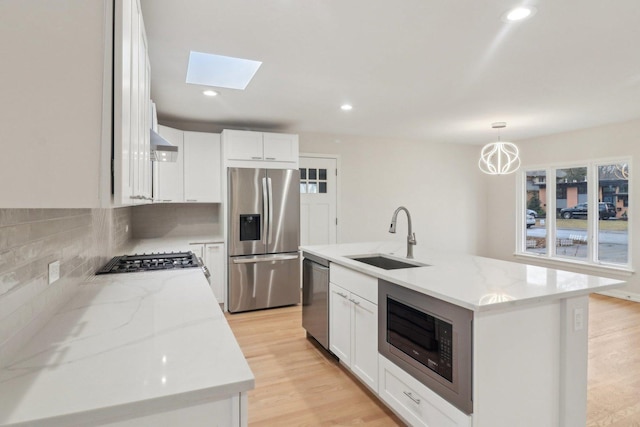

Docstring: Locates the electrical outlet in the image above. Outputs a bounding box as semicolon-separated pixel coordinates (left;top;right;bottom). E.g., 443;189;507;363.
48;261;60;285
125;224;129;233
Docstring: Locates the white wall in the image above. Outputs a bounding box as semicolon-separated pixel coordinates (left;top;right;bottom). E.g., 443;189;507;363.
299;133;487;255
483;118;640;299
0;0;109;208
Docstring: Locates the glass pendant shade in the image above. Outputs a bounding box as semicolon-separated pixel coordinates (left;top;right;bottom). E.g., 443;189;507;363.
478;141;520;175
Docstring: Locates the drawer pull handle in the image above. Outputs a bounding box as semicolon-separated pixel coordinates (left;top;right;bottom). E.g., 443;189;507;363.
337;292;348;299
349;299;360;305
403;391;421;405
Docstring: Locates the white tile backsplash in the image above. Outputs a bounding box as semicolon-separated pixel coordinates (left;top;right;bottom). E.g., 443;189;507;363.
0;207;132;366
131;203;221;238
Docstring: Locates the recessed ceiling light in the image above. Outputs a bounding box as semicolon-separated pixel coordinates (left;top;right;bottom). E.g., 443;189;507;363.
340;104;353;111
203;90;218;97
503;6;536;22
186;51;262;90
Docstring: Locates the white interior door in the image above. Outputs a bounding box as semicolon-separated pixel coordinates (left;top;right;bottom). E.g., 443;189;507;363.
299;156;338;245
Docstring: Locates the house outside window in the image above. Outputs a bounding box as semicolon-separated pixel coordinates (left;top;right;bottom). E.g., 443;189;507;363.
518;159;631;270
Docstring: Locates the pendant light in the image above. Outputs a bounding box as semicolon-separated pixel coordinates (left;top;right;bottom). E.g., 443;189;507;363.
478;122;521;175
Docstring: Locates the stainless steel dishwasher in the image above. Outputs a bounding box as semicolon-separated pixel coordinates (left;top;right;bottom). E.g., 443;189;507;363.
302;252;330;350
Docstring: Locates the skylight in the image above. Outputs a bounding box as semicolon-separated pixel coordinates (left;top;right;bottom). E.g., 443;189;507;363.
186;51;262;90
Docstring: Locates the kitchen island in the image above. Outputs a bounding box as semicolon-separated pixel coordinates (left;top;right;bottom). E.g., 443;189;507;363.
301;241;626;427
0;267;253;426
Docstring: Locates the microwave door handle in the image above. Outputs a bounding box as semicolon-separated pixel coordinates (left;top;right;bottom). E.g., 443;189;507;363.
267;177;274;245
262;177;269;245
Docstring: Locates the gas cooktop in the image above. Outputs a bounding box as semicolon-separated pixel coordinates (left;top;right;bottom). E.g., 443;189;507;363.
96;252;200;274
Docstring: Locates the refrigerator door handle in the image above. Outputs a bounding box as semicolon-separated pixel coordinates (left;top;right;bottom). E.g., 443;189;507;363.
262;176;269;245
267;177;274;245
232;253;300;264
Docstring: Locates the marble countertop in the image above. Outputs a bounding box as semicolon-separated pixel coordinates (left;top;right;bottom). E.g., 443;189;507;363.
0;268;253;426
301;241;626;312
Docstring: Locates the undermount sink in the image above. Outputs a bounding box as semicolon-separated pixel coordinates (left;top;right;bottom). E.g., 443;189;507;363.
347;254;428;270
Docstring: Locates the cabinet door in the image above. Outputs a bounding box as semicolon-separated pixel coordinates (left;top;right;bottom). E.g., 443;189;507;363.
189;243;204;260
184;131;221;202
329;283;351;364
263;133;299;162
205;243;224;303
224;130;263;160
113;0;151;206
129;0;142;204
155;125;184;202
113;0;134;206
138;18;151;201
351;294;378;391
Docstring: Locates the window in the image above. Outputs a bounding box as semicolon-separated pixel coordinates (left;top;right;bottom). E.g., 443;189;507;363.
299;168;328;194
519;159;631;269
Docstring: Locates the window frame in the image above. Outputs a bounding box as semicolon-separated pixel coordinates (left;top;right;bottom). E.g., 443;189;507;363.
516;157;633;274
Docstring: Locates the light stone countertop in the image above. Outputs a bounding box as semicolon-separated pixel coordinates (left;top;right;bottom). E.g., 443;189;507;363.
301;241;626;312
0;267;253;426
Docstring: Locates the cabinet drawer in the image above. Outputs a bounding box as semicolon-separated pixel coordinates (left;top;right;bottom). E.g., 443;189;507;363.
330;264;377;303
379;355;471;427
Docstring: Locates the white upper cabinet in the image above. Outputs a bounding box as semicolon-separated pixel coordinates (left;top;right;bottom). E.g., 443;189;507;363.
184;131;221;203
153;126;221;203
262;133;299;162
113;0;152;206
154;125;184;202
222;130;299;166
223;130;264;161
0;0;110;208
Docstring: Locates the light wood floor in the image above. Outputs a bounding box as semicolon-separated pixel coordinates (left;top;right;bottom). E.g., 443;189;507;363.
588;294;640;426
226;294;640;426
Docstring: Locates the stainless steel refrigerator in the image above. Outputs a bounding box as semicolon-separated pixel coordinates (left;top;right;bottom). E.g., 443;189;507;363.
227;167;301;313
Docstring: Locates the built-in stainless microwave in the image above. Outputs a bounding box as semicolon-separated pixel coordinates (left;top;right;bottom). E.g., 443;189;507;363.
378;279;474;414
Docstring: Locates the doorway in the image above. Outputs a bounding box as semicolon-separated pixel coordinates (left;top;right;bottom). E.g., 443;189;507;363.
299;155;339;245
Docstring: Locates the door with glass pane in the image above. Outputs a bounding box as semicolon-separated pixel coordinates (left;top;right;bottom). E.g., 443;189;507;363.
299;156;338;245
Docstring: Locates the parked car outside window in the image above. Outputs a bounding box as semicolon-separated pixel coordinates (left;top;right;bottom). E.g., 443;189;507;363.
526;213;536;228
559;202;616;220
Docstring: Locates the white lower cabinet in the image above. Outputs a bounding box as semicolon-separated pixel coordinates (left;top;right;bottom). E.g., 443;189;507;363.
329;283;352;363
328;264;378;392
204;243;225;304
101;393;246;426
190;242;225;303
379;355;471;427
350;293;378;390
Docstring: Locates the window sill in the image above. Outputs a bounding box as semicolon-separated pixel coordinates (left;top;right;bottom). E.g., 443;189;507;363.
513;252;634;278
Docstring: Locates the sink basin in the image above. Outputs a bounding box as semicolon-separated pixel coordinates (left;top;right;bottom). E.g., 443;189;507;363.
347;254;428;270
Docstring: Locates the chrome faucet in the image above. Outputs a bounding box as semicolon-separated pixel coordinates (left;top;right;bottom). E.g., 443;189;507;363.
389;206;417;259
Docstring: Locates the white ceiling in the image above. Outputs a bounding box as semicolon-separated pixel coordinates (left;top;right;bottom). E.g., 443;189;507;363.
140;0;640;145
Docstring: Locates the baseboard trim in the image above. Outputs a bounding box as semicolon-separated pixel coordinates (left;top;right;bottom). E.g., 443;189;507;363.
596;289;640;303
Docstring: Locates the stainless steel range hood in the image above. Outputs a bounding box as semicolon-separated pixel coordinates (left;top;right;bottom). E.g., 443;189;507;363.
150;129;178;162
